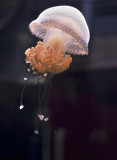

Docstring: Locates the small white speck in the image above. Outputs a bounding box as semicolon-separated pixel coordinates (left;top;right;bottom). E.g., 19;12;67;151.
34;130;39;134
38;114;44;120
24;77;28;81
19;105;24;110
44;117;49;121
27;68;31;72
44;73;47;77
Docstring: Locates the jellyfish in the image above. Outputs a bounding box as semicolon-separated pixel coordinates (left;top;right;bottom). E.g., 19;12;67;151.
20;5;90;133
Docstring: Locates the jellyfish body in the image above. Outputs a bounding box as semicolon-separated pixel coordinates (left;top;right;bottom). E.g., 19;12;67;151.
23;6;90;130
25;5;90;74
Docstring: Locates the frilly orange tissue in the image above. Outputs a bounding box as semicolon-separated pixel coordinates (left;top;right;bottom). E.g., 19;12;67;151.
25;41;72;74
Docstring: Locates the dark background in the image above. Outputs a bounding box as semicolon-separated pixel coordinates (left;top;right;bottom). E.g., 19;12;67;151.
0;0;117;159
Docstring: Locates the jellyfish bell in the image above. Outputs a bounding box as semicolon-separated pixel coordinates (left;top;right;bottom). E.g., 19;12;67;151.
25;5;90;74
29;5;90;55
